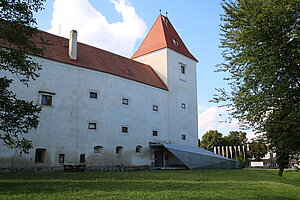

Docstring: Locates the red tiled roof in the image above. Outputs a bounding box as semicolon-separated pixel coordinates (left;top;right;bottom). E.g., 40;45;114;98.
131;15;198;62
1;30;168;90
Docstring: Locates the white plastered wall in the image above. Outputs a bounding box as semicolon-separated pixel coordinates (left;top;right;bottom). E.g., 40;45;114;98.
0;56;170;170
133;48;198;147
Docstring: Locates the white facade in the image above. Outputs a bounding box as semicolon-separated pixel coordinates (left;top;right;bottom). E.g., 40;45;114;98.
133;48;198;147
0;17;198;171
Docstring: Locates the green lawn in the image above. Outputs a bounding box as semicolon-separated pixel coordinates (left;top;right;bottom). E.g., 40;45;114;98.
0;169;299;200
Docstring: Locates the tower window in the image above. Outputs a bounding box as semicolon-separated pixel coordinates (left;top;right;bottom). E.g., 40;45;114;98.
181;134;186;140
122;98;129;105
181;103;186;109
181;65;186;74
153;105;158;111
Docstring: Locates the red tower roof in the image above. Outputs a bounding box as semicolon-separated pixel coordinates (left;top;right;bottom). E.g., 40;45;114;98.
131;15;198;62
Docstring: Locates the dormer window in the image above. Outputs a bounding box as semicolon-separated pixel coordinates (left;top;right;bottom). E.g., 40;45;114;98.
124;69;132;75
163;16;168;26
172;39;179;46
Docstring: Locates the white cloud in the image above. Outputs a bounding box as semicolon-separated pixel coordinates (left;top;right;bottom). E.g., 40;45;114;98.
198;106;255;140
198;106;244;138
48;0;147;57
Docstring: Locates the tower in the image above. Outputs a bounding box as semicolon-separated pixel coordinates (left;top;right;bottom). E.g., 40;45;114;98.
132;15;198;146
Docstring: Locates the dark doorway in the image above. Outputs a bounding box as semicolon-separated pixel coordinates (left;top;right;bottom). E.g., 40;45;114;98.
154;151;164;167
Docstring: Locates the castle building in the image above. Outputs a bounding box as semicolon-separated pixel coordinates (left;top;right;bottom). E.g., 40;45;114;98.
0;15;238;171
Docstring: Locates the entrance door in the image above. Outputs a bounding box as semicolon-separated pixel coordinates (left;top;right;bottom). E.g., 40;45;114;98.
154;151;164;167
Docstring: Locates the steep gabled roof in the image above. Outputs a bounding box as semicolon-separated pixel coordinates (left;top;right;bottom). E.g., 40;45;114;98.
131;15;198;62
0;30;168;90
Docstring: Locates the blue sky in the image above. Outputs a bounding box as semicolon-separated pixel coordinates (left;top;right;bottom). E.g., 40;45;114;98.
34;0;249;139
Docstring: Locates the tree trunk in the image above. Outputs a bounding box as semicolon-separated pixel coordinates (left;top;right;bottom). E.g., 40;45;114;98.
278;166;284;176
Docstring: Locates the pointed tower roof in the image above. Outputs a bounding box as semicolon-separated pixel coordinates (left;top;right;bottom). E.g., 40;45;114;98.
131;15;198;62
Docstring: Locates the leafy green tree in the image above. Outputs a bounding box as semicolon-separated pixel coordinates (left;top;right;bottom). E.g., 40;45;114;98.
248;139;268;160
264;108;299;174
214;0;300;176
221;131;247;146
200;130;223;151
0;0;46;154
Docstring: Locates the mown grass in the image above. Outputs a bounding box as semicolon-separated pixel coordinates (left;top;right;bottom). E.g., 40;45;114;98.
0;169;299;200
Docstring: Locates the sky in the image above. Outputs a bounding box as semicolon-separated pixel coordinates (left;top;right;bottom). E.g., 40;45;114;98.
34;0;254;140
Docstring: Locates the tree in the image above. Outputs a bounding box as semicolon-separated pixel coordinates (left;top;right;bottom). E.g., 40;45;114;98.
200;130;223;151
222;131;247;146
248;139;268;160
214;0;300;176
0;0;46;154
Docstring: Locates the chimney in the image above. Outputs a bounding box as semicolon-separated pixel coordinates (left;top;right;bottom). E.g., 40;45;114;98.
69;30;77;60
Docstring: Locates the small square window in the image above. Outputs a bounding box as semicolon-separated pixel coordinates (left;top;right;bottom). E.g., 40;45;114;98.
122;126;128;133
88;123;97;130
41;95;52;106
152;130;158;136
80;154;85;163
59;154;65;164
181;65;186;74
153;105;158;111
181;103;186;109
181;134;186;140
122;98;129;105
90;92;98;99
35;148;46;163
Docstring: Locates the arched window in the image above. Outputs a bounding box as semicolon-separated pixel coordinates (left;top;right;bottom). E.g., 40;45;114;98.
116;146;123;158
136;145;142;153
94;146;103;153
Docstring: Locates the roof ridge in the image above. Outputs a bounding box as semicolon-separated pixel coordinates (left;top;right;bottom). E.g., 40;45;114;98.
160;15;168;47
38;30;151;67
